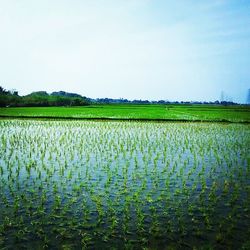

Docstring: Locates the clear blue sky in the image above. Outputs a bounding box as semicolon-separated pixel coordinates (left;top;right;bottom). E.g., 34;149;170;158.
0;0;250;103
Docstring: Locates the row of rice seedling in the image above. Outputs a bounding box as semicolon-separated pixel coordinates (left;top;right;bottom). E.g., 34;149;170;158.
0;120;249;249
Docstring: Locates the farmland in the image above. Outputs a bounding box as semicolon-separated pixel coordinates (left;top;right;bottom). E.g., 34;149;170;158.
0;119;249;249
0;104;250;122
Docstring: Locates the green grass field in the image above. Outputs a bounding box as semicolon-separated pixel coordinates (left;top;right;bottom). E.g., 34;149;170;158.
0;104;249;122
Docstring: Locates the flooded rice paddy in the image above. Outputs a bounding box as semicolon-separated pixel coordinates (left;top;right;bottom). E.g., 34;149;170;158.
0;120;249;249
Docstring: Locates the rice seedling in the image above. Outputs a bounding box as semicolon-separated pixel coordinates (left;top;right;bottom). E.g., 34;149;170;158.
0;120;249;249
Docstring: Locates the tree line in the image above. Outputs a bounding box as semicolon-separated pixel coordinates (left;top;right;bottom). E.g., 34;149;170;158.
0;87;89;107
0;85;238;107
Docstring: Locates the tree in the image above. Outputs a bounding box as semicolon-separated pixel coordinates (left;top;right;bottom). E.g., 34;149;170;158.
0;86;8;95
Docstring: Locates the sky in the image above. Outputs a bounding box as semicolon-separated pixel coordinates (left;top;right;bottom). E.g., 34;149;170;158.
0;0;250;103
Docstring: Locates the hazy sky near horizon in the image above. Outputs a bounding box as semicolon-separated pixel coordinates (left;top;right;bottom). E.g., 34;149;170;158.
0;0;250;103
